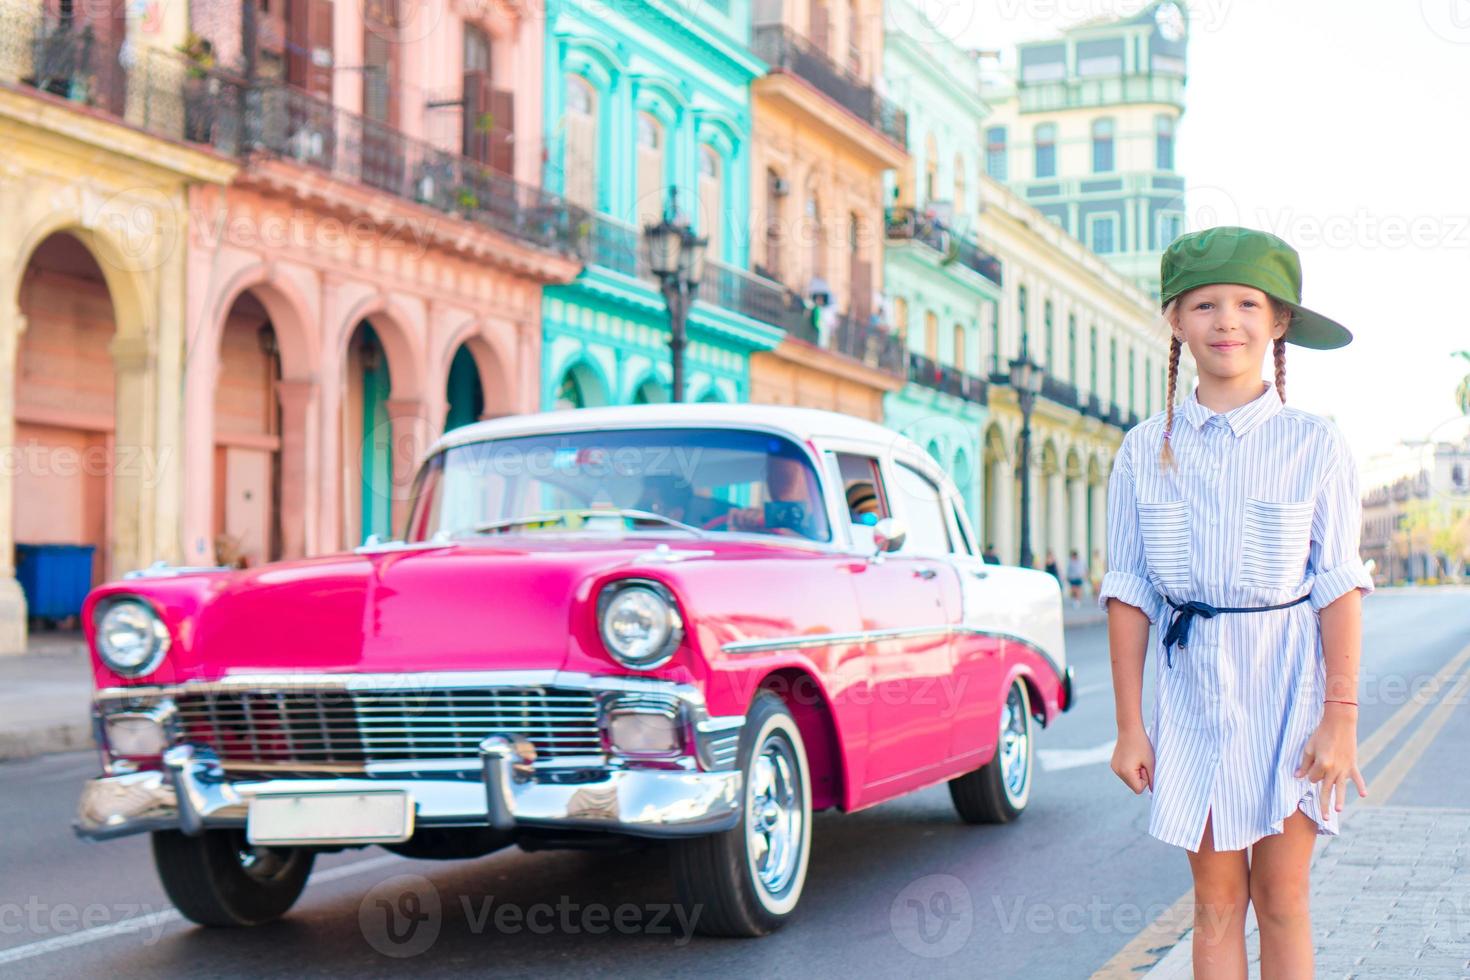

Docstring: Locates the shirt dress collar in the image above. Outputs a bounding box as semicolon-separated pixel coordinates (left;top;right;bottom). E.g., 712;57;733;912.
1179;380;1282;438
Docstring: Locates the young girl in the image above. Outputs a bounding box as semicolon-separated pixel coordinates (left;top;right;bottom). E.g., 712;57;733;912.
1099;227;1375;977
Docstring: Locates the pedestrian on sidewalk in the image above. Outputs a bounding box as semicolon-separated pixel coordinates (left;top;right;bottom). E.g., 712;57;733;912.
1065;549;1087;607
1043;549;1060;582
1098;227;1375;978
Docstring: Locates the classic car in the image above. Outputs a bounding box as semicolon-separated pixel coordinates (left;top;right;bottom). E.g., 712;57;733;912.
76;404;1074;937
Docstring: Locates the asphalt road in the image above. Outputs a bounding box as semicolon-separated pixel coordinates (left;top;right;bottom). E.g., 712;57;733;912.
2;588;1467;978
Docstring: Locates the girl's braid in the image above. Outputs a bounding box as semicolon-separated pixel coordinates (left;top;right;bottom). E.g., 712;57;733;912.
1159;334;1182;472
1273;335;1287;403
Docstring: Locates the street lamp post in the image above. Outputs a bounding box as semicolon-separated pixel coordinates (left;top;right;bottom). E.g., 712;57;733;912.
643;189;708;403
1009;334;1044;569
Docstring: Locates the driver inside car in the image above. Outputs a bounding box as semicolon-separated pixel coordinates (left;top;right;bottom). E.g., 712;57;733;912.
727;455;823;539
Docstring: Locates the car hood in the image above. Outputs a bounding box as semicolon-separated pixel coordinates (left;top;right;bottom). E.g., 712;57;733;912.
104;538;740;684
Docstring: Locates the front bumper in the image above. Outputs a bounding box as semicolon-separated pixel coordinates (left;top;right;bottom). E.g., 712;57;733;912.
77;741;743;842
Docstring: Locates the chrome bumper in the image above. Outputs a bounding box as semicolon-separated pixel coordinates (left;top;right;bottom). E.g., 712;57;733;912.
77;743;743;843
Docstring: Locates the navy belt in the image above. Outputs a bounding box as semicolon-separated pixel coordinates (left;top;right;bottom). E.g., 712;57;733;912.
1161;593;1312;668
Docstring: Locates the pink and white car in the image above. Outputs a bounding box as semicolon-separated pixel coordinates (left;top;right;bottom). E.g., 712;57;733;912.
76;404;1074;936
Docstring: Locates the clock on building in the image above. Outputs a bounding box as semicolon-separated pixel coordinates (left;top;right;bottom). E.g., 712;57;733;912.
1155;2;1186;42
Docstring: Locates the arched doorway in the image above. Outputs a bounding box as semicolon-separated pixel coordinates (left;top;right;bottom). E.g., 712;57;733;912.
444;344;485;432
554;361;609;410
632;377;669;405
14;232;118;597
212;291;284;568
344;322;394;545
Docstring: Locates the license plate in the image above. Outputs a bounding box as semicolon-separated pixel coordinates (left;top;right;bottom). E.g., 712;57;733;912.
247;791;414;846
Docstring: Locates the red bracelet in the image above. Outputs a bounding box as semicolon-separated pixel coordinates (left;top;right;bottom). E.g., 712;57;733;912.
1324;698;1358;706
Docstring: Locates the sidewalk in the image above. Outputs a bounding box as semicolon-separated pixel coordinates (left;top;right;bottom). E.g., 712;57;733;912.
0;632;94;761
1146;804;1470;978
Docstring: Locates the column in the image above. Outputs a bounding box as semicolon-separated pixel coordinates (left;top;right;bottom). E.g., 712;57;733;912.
109;332;158;578
275;378;319;558
385;396;429;538
992;453;1015;565
0;307;27;653
1069;475;1086;564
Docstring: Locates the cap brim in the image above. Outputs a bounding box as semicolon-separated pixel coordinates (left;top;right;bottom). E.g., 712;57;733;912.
1282;303;1353;350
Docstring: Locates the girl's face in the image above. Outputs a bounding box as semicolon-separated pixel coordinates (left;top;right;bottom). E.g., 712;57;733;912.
1169;284;1289;383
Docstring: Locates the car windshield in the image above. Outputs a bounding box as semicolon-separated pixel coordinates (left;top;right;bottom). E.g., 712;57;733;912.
406;427;832;543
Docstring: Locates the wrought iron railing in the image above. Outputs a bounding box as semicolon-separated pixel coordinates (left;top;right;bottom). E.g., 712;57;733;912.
1085;393;1104;419
249;83;586;257
787;309;905;375
1040;375;1080;411
907;352;987;402
701;260;807;332
752;25;907;146
884;207;1003;286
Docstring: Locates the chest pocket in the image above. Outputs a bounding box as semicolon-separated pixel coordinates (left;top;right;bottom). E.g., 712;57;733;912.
1240;497;1314;591
1136;499;1191;596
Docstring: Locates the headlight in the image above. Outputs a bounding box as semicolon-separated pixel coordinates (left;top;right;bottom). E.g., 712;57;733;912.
597;581;683;670
95;599;170;677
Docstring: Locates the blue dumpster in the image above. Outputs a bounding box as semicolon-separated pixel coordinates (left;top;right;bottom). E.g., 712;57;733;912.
15;543;96;620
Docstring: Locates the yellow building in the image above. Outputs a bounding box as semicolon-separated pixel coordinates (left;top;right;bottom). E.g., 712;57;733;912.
973;172;1195;572
0;0;236;651
746;1;909;418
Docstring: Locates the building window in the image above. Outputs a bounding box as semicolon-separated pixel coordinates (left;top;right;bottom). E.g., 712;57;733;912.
1156;211;1184;249
1067;313;1077;382
1089;325;1098;392
953;153;966;216
986;126;1007;180
1044;300;1054;370
894;296;909;342
1155;114;1175;170
925;311;939;361
1088;214;1117;254
699;145;723;261
1109;336;1118;403
1033;123;1056;179
635;112;666;229
1017;285;1029;357
953;324;966;371
1092;118;1115;173
924;132;939;204
990;311;1001;375
764;168;784;277
563;75;598;211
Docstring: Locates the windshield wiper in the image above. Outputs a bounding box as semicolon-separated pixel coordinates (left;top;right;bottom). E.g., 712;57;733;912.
472;509;707;538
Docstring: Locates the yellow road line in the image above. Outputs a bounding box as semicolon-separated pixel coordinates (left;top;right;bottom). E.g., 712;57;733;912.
1089;639;1470;979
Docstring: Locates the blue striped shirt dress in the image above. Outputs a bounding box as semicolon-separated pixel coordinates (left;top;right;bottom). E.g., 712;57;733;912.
1098;380;1376;852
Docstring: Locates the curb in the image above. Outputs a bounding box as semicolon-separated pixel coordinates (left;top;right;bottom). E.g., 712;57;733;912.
0;722;93;762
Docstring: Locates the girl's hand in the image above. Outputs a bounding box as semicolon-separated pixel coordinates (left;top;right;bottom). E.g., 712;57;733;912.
1111;725;1155;795
1295;703;1369;819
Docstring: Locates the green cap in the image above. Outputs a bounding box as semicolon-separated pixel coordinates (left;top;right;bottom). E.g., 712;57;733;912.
1159;226;1352;350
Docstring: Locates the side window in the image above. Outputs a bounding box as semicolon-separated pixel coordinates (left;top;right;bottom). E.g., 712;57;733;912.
892;463;951;555
829;452;891;550
949;502;974;556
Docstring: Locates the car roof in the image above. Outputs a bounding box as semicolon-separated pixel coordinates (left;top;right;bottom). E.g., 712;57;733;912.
429;403;920;459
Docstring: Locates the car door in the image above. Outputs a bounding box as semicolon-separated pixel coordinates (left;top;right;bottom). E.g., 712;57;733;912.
822;447;959;796
942;495;1008;767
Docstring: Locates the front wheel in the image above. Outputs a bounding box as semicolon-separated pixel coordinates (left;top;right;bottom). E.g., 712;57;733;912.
669;691;812;937
152;829;315;927
949;678;1035;824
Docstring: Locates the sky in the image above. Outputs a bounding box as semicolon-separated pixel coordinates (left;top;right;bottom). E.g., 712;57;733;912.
936;0;1470;473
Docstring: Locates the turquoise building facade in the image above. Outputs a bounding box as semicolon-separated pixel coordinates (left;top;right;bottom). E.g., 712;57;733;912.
540;0;784;407
880;0;1003;532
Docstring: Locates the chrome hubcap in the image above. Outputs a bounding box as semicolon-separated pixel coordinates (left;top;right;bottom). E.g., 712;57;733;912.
999;684;1030;800
231;832;292;883
746;735;803;898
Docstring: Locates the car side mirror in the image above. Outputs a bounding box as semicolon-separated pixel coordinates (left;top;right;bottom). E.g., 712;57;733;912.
871;517;906;557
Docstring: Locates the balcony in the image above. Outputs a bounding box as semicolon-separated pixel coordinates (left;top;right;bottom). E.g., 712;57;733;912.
3;16;249;152
907;352;987;403
752;25;907;146
787;309;905;376
586;214;805;330
1040;375;1080;411
1016;72;1186;113
251;84;586;258
884;208;1003;287
1085;393;1104;419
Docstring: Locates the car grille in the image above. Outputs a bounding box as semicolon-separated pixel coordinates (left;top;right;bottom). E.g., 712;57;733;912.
172;687;604;770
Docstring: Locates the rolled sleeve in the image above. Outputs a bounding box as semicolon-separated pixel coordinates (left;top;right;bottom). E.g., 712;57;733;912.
1097;433;1164;624
1307;424;1375;611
